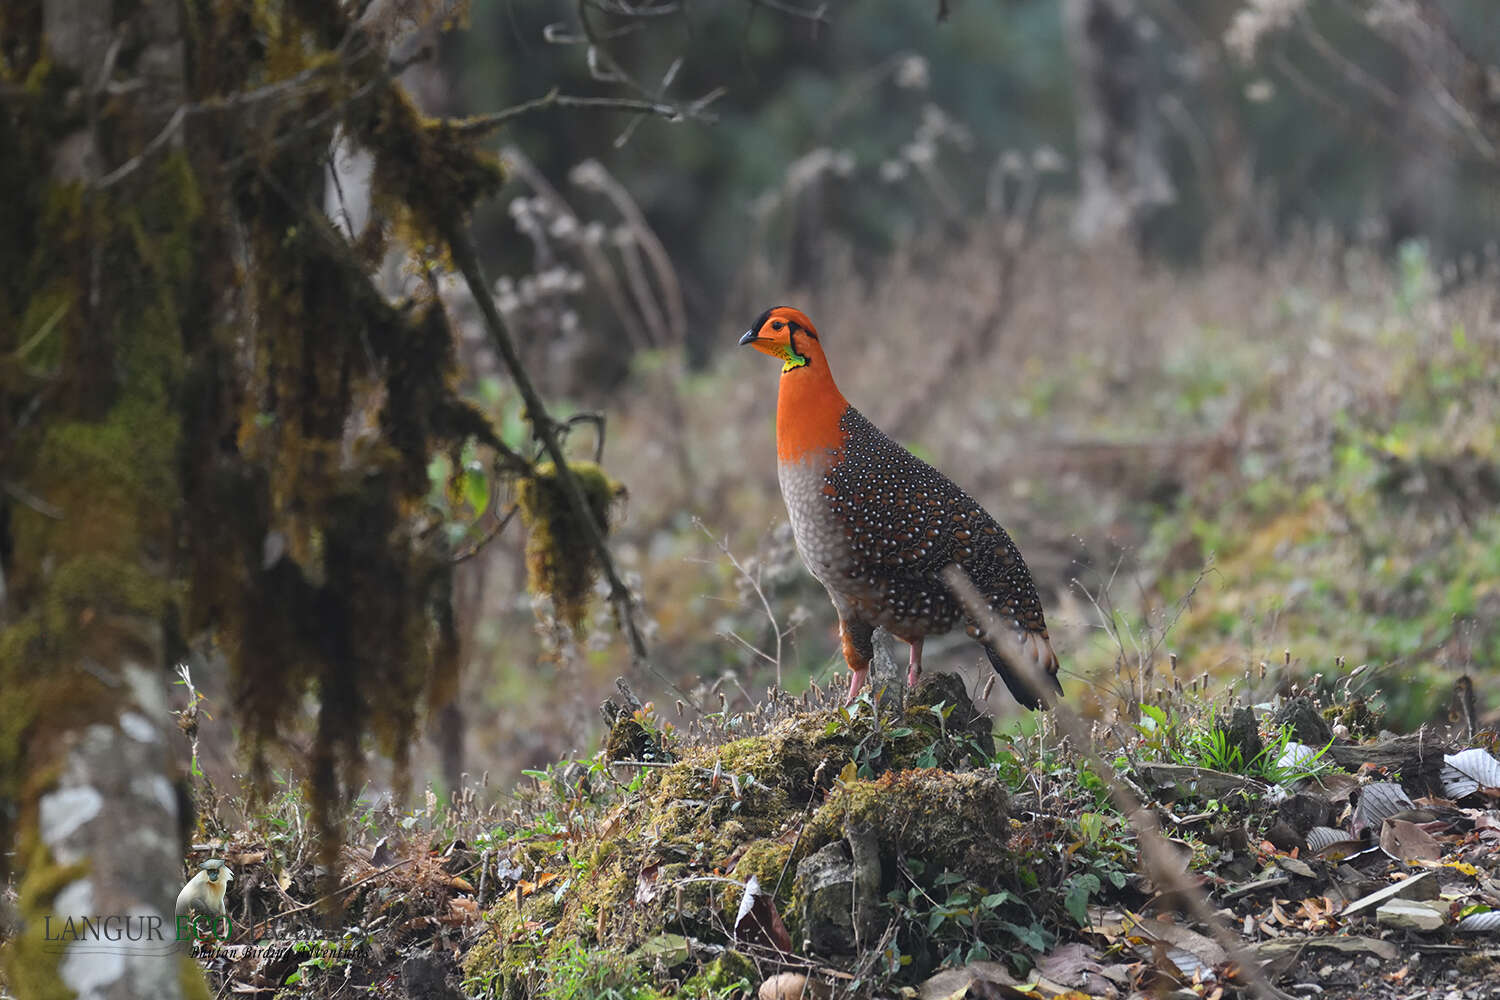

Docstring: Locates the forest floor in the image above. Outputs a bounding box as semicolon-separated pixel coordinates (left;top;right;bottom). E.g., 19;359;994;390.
148;234;1500;999
170;663;1500;1000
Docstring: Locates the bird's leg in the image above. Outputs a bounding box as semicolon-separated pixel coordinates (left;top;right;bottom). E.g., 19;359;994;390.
905;637;924;689
839;618;875;705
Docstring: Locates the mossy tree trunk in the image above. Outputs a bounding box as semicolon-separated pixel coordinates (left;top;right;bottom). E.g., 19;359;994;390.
3;0;508;994
1;0;203;995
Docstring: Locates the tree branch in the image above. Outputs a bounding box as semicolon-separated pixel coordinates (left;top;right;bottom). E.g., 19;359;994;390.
443;220;700;711
445;87;716;137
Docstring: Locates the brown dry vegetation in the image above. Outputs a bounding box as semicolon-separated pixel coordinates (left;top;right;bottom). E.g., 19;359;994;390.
441;207;1500;786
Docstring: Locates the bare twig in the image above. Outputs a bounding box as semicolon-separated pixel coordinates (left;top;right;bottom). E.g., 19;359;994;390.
451;502;521;565
96;105;186;189
445;88;715;137
444;222;701;712
693;517;788;687
942;564;1294;1000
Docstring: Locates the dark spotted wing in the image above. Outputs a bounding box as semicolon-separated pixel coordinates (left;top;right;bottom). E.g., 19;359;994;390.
823;408;1050;637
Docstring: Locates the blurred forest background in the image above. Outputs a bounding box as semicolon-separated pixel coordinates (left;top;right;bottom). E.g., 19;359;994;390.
348;0;1500;797
7;3;1500;993
7;0;1500;822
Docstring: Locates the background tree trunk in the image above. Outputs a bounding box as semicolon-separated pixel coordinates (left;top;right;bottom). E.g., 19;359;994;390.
1063;0;1176;245
2;0;198;995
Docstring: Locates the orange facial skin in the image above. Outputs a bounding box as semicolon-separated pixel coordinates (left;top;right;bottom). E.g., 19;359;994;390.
737;306;851;464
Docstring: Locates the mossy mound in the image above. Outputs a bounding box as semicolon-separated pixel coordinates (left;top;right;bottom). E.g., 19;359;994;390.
803;767;1011;889
462;673;1003;997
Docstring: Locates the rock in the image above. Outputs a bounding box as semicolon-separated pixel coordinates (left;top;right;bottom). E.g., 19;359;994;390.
1264;818;1305;853
1272;697;1332;747
1376;899;1447;931
1276;792;1335;835
1219;705;1263;767
401;952;463;1000
760;972;827;999
796;842;857;955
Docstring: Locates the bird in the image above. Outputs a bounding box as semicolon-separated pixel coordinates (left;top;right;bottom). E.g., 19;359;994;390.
738;306;1063;708
175;858;233;937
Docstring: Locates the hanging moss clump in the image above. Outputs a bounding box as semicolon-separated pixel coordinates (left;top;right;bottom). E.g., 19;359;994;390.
517;461;624;631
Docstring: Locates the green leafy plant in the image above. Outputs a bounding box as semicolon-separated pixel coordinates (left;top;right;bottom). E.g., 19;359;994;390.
1170;720;1333;785
543;940;655;1000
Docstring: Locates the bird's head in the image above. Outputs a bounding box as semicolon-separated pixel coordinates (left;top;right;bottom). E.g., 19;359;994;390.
738;306;827;375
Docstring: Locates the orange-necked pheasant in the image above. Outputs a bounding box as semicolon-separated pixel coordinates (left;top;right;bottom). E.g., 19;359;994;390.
739;306;1063;708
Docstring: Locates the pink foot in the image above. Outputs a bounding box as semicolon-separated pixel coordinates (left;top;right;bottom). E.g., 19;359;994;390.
905;637;924;688
844;668;869;705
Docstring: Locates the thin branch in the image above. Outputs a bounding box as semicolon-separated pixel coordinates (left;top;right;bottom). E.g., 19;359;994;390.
444;221;701;713
2;479;64;520
1294;8;1401;113
452;502;521;565
694;517;784;688
445;88;715;137
97;105;186;189
749;0;829;27
941;565;1294;1000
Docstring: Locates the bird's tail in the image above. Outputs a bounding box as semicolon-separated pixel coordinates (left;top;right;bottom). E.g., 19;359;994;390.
982;630;1063;710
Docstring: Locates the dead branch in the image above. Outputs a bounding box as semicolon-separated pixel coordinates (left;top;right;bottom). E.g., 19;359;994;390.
942;564;1297;1000
443;221;701;712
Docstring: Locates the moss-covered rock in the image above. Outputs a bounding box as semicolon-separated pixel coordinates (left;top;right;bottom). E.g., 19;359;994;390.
803;768;1011;900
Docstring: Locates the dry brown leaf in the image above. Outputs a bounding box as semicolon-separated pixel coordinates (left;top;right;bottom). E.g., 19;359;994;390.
518;871;560;897
635;862;661;905
734;875;792;953
1379;818;1443;863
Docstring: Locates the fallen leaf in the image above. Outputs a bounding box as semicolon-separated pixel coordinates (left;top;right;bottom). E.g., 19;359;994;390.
629;933;691;965
734;875;792;953
517;871;560;897
1442;748;1500;800
916;961;1024;1000
1353;782;1414;836
1379;818;1443;863
1037;942;1118;996
635;862;661;905
1455;910;1500;933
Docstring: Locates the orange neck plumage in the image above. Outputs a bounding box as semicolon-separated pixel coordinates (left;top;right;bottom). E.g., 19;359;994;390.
776;347;850;464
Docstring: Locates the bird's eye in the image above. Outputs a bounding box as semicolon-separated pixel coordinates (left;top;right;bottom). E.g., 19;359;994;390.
771;320;784;330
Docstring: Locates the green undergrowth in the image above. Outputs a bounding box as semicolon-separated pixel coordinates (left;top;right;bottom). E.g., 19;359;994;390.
460;674;1104;997
1070;250;1500;729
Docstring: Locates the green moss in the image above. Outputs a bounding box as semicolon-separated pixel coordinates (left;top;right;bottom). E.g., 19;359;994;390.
0;839;89;998
681;952;756;998
1323;698;1386;740
354;85;504;243
178;955;216;1000
804;769;1011;886
518;461;624;630
465;676;1001;996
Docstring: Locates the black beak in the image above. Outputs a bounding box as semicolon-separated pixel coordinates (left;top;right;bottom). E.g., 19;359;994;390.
738;329;758;346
